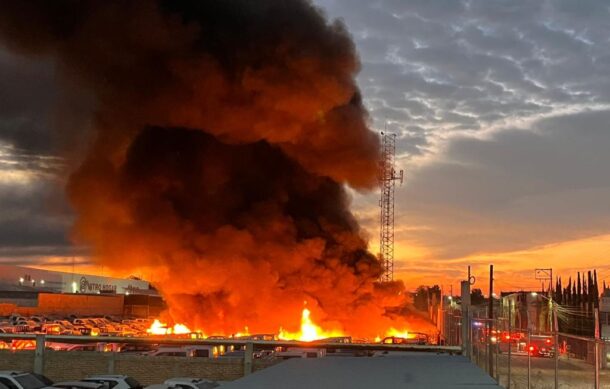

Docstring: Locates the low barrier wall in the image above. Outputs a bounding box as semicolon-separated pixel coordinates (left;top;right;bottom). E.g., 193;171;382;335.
0;350;276;384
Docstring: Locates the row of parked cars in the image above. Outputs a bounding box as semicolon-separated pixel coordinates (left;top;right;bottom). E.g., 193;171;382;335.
0;315;153;337
0;372;220;389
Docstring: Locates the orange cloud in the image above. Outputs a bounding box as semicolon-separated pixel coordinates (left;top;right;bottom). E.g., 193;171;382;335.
394;233;610;296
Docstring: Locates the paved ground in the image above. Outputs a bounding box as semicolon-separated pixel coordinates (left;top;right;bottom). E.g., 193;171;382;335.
474;352;610;388
220;352;502;389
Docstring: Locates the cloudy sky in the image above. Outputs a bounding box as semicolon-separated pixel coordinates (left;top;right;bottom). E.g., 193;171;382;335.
2;0;610;292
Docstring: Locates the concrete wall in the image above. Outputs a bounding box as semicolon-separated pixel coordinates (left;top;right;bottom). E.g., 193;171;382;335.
38;294;125;316
0;294;124;316
0;351;277;384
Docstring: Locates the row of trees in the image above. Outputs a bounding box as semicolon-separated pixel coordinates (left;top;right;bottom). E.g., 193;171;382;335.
552;270;603;336
553;269;601;309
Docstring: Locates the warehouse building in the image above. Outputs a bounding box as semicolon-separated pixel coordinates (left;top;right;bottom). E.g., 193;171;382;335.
0;265;164;317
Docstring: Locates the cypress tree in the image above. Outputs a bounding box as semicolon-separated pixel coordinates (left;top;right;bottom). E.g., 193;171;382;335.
594;270;600;309
577;272;582;307
572;282;577;306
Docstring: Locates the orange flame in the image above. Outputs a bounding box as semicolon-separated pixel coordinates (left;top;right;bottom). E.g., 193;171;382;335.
234;326;250;338
146;319;191;335
385;328;416;339
278;308;344;342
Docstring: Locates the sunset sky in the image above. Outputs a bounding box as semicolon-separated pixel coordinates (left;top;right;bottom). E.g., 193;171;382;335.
2;0;610;295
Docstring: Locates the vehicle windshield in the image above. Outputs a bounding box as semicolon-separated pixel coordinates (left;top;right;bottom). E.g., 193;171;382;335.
15;375;45;389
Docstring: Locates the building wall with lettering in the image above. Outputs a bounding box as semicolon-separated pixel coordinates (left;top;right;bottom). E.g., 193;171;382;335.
0;265;153;295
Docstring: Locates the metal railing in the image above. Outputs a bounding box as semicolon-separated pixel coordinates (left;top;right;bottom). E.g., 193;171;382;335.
0;333;461;376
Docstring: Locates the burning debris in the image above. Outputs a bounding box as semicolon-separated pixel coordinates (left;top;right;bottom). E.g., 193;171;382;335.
0;0;435;338
278;305;344;342
146;319;192;336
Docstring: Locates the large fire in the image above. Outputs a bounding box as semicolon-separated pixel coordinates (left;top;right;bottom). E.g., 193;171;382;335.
0;0;440;341
278;308;344;342
385;328;417;339
146;319;191;336
145;309;428;344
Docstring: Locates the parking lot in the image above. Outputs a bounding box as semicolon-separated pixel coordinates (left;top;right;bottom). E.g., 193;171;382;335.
0;315;153;339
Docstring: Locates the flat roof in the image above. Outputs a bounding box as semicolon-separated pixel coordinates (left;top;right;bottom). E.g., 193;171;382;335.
219;353;501;389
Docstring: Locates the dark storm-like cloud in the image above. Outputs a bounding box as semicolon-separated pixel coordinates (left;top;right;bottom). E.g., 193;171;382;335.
0;51;58;155
2;0;610;269
0;51;73;263
312;0;610;261
317;0;610;144
0;178;74;259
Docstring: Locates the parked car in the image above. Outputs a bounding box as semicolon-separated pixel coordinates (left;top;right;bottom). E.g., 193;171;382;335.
31;375;52;387
147;346;217;358
81;376;142;389
163;378;218;389
216;351;244;359
527;335;555;358
0;371;52;389
381;333;428;345
147;348;187;357
53;382;107;389
275;347;326;359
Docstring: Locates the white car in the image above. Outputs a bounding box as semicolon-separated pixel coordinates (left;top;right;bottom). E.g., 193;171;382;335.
147;347;187;357
275;347;326;359
147;346;217;358
81;376;142;389
163;378;218;389
53;382;107;389
0;371;53;389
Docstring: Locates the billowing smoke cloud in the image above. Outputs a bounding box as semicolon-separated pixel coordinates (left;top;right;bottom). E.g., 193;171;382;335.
0;0;427;336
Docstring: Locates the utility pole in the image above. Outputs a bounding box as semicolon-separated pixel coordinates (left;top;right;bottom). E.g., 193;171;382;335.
536;268;553;331
553;302;559;389
461;280;471;356
595;308;600;389
488;264;494;377
378;132;403;282
508;300;512;389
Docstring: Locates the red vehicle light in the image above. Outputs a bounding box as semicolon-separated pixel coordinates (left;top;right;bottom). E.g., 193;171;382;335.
545;339;551;344
529;345;535;351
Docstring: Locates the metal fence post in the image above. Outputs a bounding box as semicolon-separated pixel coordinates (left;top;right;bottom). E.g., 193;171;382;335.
244;342;253;376
553;304;558;389
469;311;474;362
595;309;600;389
494;318;499;382
527;329;531;389
595;340;600;389
508;301;512;389
34;334;45;374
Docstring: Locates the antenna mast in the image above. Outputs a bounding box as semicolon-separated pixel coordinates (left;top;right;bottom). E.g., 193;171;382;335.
379;132;403;282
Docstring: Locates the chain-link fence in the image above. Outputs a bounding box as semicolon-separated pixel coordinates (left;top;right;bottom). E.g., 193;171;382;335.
444;308;610;388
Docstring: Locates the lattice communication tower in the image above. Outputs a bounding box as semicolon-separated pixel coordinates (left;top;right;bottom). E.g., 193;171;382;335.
378;132;403;282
